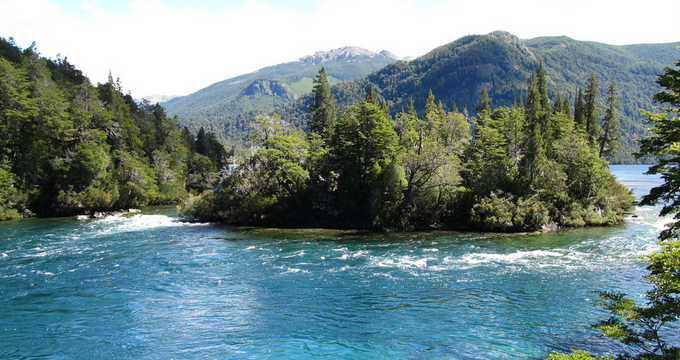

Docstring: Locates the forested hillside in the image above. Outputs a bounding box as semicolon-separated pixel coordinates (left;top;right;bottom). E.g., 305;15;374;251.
0;38;228;220
276;32;680;163
162;47;398;147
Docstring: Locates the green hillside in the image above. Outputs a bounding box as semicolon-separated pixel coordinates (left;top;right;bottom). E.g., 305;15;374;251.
275;32;679;163
162;46;398;143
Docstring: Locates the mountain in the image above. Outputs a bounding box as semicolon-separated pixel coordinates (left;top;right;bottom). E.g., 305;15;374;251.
162;46;400;136
276;31;680;163
137;94;179;104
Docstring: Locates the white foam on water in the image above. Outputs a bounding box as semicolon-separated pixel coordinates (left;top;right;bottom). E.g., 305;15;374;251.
336;250;369;260
92;214;209;235
371;255;435;271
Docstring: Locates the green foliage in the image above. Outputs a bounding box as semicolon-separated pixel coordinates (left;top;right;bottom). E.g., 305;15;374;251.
0;39;230;218
546;350;612;360
584;73;601;144
0;167;21;220
462;67;633;231
599;83;623;158
326;101;399;224
470;193;549;232
182;67;632;231
637;50;680;239
308;67;338;140
163;50;397;148
477;88;492;114
275;33;677;164
556;51;680;360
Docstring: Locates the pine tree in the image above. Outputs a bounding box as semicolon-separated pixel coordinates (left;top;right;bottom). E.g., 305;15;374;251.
598;83;622;158
574;88;585;128
423;89;437;131
476;88;492;115
583;73;601;144
308;67;338;141
552;93;563;115
365;83;379;105
537;62;550;112
563;93;573;119
523;72;545;183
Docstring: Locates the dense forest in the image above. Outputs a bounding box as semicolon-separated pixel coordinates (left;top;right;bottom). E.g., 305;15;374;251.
0;38;228;220
180;65;635;231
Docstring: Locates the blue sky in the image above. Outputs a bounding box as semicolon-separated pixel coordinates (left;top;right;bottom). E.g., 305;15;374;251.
0;0;678;97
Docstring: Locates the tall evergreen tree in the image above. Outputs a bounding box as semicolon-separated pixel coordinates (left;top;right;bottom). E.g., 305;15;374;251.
563;93;573;119
523;72;545;183
574;88;585;128
308;67;338;141
598;83;622;158
423;89;437;131
552;93;563;115
536;62;550;112
583;73;601;144
365;83;379;105
476;88;492;115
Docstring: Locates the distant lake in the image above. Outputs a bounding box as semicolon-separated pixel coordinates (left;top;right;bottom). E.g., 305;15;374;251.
0;165;670;359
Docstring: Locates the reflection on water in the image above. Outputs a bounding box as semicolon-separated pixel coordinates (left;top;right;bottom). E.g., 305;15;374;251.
0;165;669;359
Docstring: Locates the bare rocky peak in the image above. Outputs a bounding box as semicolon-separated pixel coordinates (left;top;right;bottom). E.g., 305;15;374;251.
378;50;400;60
299;46;401;63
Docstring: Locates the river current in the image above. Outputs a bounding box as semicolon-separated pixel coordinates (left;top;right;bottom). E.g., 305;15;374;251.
0;165;669;359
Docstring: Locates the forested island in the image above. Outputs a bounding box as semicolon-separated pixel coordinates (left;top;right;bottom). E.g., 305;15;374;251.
180;64;635;231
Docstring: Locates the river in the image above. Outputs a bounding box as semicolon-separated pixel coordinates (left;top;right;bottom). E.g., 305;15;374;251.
0;165;669;359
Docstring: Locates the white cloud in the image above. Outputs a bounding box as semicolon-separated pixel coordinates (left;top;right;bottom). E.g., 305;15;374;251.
0;0;677;97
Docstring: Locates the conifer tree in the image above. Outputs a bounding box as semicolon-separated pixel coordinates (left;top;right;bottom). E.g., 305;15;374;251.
476;88;492;115
308;67;338;141
598;83;622;158
523;72;545;183
365;83;379;105
574;88;585;128
537;62;550;112
552;93;563;115
584;73;601;144
423;89;437;131
563;93;573;119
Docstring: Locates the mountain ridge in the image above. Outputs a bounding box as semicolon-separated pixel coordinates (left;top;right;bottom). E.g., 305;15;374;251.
275;31;680;163
161;45;398;127
297;46;401;63
163;31;680;163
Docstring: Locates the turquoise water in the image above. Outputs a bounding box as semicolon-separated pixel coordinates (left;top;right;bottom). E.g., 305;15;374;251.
0;165;669;359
